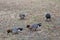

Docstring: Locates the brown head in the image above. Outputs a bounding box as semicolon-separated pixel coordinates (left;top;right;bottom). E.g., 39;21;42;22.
7;29;12;33
26;25;30;28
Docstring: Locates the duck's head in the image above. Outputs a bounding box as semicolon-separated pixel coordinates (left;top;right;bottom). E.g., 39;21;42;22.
26;25;30;28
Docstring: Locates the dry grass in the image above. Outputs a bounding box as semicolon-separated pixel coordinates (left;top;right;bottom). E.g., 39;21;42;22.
0;0;60;40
